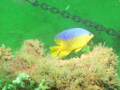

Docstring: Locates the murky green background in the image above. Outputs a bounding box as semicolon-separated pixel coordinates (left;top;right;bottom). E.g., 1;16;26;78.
0;0;120;75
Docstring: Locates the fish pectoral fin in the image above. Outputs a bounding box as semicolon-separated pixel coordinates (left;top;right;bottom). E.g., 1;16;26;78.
75;48;82;53
59;51;71;57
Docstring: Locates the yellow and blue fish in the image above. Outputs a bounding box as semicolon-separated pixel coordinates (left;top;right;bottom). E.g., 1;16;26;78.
49;28;94;57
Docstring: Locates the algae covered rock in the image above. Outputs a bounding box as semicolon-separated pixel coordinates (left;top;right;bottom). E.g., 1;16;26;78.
20;39;45;57
0;39;120;90
9;39;45;74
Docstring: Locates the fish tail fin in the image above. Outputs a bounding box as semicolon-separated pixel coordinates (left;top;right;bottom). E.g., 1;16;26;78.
49;46;60;57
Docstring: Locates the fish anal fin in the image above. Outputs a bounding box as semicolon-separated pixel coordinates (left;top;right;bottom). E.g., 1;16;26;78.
49;46;60;57
75;48;82;53
59;51;71;57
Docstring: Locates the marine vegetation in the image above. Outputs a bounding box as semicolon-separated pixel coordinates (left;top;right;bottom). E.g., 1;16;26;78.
0;39;120;90
1;73;50;90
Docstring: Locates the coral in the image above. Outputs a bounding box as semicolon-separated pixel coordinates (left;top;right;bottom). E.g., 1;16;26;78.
1;39;120;90
0;44;14;80
0;44;13;61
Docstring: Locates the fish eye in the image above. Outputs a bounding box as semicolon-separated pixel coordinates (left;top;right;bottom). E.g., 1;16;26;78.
89;33;91;36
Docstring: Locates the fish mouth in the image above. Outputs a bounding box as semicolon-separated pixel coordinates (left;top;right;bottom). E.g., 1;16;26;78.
91;34;94;38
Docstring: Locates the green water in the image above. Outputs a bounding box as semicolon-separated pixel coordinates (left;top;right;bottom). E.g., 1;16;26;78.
0;0;120;74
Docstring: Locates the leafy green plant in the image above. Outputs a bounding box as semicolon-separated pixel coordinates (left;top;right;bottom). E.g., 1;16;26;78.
1;73;50;90
35;79;50;90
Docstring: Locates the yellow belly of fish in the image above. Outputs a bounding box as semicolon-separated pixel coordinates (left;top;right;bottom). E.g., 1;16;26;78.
60;35;88;51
